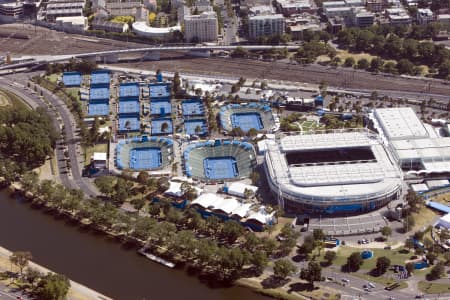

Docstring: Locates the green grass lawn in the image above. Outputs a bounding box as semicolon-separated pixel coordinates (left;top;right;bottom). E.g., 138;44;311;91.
418;281;450;294
332;246;413;270
65;88;81;102
46;73;61;84
0;89;30;110
84;143;108;166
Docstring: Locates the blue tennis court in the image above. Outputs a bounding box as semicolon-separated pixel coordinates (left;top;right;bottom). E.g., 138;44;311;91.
184;119;207;135
119;116;140;132
119;100;140;114
149;83;170;99
90;87;110;101
129;147;161;170
151;100;172;115
88;102;109;116
91;70;110;86
203;157;238;179
151;118;173;135
119;83;140;98
182;99;204;117
63;72;82;87
231;112;263;132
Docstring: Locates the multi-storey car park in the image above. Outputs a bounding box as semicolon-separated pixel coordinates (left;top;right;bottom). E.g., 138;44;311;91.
264;129;403;215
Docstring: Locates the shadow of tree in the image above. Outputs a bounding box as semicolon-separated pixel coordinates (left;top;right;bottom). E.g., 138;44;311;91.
287;282;315;293
261;275;290;289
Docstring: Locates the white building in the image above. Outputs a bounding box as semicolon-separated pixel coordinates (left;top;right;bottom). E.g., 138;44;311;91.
92;152;107;169
184;10;218;43
0;0;23;22
417;8;433;25
248;14;285;40
45;0;85;21
92;18;129;32
386;8;411;25
372;107;450;173
55;16;87;32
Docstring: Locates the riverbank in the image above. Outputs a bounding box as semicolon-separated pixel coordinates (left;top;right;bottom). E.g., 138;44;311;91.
0;246;111;300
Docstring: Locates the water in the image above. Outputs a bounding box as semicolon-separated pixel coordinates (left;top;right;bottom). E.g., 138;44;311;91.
0;190;268;300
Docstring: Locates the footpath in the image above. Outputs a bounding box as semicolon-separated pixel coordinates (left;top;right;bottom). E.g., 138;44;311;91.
0;246;111;300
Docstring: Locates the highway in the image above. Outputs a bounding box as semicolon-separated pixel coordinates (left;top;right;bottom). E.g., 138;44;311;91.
0;74;98;197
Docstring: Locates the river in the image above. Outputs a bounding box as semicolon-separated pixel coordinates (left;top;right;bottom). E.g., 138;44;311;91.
0;190;269;300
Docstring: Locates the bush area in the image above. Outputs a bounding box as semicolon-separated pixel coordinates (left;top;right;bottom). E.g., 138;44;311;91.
0;106;58;183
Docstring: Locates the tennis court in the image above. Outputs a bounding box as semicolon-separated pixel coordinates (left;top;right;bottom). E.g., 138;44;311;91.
184;119;207;135
182;99;205;117
150;100;172;115
151;118;173;135
203;156;238;179
90;87;110;101
149;83;170;99
129;147;162;170
119;83;140;98
63;72;82;87
119;116;140;132
119;100;140;114
91;70;110;86
231;112;263;132
88;102;109;116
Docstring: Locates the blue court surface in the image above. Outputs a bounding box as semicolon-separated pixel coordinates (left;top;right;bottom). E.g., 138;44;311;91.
151;100;172;115
184;119;207;135
63;72;82;87
151;118;173;135
129;147;162;170
91;70;110;86
88;102;109;116
231;112;263;132
119;100;140;115
90;87;110;101
203;157;238;179
119;83;140;98
149;83;170;99
119;116;140;132
182;99;205;117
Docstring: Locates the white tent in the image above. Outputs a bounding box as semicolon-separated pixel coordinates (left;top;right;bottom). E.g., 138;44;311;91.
438;213;450;229
227;182;258;198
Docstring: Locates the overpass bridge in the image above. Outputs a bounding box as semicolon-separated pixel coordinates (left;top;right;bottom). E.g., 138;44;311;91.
0;44;299;70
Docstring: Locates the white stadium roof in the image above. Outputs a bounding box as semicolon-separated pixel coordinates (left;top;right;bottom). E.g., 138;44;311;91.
374;107;428;140
191;193;252;217
281;130;375;152
265;130;402;202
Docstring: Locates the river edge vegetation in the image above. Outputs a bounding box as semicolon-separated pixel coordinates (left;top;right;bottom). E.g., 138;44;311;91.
2;251;70;300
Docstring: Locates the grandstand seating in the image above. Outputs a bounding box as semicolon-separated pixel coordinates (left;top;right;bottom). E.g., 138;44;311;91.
116;136;173;170
184;140;256;180
219;103;274;132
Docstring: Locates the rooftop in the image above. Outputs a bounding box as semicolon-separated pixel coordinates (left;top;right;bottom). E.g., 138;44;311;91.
374;107;428;140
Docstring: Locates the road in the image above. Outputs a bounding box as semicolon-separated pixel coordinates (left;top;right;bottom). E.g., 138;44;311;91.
0;74;98;197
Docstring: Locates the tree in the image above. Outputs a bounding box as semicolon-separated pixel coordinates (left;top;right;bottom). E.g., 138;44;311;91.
94;176;115;197
324;251;337;265
381;226;392;240
250;250;268;275
438;60;450;79
426;252;438;265
370;57;384;72
406;189;422;212
357;58;370;70
161;122;169;133
221;220;244;244
300;261;322;287
405;262;415;275
273;259;297;280
137;171;149;184
10;251;32;277
404;239;415;251
250;171;260;185
375;256;391;275
24;267;43;287
312;229;325;241
404;215;415;232
343;57;355;67
21;171;39;194
397;59;415;75
346;252;363;272
298;235;315;256
427;262;445;280
247;128;258;137
34;273;70;300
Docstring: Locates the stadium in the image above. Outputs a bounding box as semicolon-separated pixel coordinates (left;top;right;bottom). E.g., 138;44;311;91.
116;136;174;170
219;103;275;133
184;140;256;181
264;129;403;215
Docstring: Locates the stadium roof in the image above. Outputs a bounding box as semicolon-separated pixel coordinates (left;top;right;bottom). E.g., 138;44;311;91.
280;130;373;152
191;193;251;217
374;107;428;140
265;132;402;201
391;138;450;161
